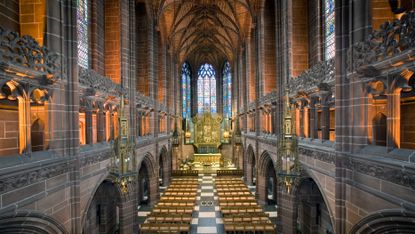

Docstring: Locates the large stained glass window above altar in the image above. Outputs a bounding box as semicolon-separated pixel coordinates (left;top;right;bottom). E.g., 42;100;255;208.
197;63;217;113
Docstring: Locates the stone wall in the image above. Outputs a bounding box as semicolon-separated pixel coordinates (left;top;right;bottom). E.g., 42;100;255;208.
0;0;19;32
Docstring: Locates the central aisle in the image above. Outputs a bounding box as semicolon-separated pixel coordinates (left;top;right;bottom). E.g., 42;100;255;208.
190;173;225;234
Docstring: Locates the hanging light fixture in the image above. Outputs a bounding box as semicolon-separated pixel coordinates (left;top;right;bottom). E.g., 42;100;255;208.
276;88;301;194
110;94;137;194
172;116;180;147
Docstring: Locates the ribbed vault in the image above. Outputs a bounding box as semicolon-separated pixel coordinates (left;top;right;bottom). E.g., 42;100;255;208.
151;0;256;68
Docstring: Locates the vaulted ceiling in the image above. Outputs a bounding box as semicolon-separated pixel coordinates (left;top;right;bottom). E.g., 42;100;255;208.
150;0;256;69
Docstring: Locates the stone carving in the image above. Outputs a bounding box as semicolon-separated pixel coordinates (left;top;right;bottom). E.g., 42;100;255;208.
259;89;277;105
345;158;415;190
0;162;70;194
298;146;336;164
348;10;415;72
79;67;123;96
136;92;155;109
80;148;113;167
289;58;335;95
0;27;61;82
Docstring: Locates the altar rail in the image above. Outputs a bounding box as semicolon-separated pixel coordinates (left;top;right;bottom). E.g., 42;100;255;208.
171;170;199;177
217;170;244;177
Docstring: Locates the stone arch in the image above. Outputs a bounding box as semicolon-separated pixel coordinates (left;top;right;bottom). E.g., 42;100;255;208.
0;211;67;234
138;153;158;205
293;172;334;234
0;80;29;155
372;112;387;146
244;144;256;185
158;145;170;186
82;179;123;234
29;88;49;152
257;151;277;205
350;209;415;234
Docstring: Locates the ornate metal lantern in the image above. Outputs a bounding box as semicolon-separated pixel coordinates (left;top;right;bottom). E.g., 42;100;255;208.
276;89;301;194
172;117;180;147
110;95;137;194
233;117;242;145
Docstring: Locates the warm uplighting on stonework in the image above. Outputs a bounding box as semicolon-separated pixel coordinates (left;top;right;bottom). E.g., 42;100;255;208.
106;111;111;141
19;0;46;45
79;112;86;145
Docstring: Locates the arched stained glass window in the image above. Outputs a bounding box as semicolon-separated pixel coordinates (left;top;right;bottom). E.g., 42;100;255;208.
197;63;216;113
324;0;335;60
77;0;89;68
182;62;191;118
222;61;232;118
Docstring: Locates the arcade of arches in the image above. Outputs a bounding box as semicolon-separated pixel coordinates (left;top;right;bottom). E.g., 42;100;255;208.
0;0;415;233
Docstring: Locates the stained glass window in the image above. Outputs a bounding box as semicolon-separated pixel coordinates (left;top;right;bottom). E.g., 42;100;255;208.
77;0;89;68
182;62;191;118
324;0;335;60
222;61;232;118
197;63;216;113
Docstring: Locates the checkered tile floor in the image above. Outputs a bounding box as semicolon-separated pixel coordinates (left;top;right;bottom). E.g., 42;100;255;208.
190;173;225;234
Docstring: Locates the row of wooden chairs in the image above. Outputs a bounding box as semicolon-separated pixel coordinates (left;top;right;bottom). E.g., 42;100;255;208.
163;191;197;196
156;202;195;208
165;187;196;192
215;176;276;234
218;196;256;202
146;215;192;224
224;223;275;233
160;196;196;202
140;177;198;234
216;169;244;177
167;184;198;189
140;223;189;233
218;191;251;196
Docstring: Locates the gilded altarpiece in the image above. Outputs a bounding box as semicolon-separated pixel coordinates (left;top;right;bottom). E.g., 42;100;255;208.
193;112;222;150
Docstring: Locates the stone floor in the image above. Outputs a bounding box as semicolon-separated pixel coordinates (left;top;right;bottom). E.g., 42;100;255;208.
189;174;225;234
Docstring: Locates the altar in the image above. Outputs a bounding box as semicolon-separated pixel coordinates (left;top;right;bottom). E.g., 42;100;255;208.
193;153;222;165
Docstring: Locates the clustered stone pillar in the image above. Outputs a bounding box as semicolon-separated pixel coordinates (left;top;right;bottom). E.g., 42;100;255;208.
85;108;93;144
387;88;401;150
97;107;105;142
320;92;331;141
309;96;318;139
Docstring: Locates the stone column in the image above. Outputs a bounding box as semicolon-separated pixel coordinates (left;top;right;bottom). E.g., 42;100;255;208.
309;96;318;139
271;103;277;134
97;108;105;142
119;191;137;234
320;93;331;141
277;189;297;234
85;109;93;144
299;102;305;138
257;173;266;206
387;88;401;150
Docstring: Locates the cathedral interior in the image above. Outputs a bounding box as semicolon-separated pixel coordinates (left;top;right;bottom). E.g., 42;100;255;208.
1;0;415;233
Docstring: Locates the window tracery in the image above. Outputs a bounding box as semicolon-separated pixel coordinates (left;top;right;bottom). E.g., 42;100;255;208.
182;62;191;118
77;0;89;68
197;63;216;113
325;0;335;60
222;61;232;118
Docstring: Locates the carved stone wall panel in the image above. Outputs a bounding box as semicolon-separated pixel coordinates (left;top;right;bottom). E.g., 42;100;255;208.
345;157;415;190
298;145;336;164
348;10;415;72
0;27;61;82
0;161;71;194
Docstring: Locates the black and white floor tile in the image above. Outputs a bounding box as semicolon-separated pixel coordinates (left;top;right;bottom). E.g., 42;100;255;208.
190;174;225;234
